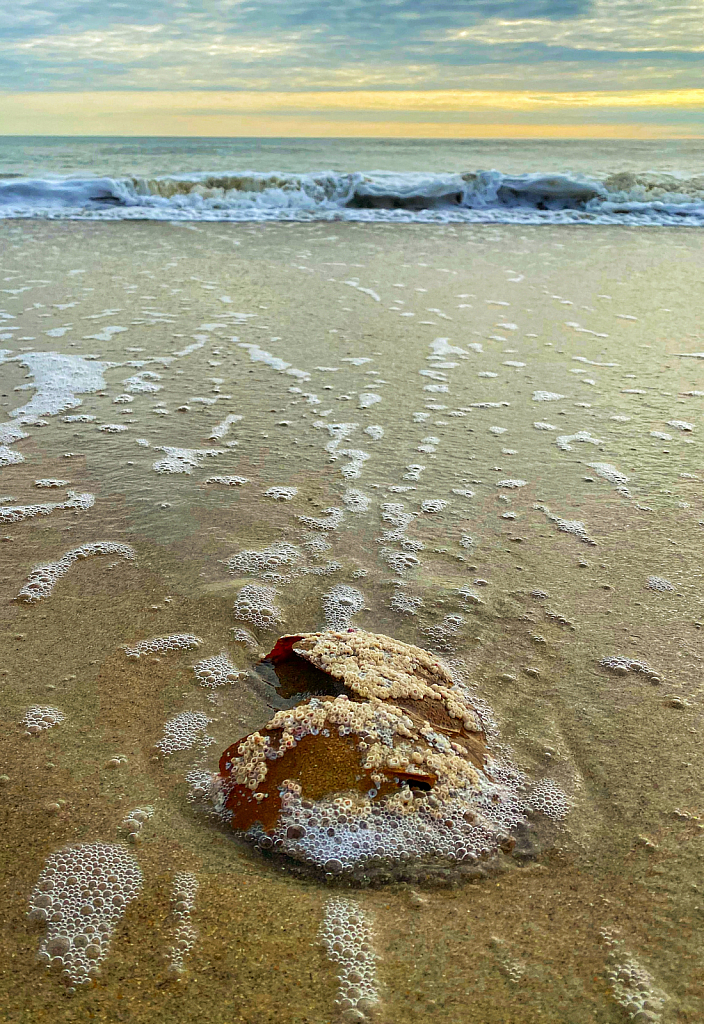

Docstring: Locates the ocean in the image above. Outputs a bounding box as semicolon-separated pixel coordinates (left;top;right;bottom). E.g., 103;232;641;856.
1;136;703;225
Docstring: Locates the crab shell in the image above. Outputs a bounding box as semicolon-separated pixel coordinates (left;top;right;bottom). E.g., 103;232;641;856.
217;630;487;835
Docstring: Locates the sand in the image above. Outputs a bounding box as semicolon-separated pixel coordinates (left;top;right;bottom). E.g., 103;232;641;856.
0;219;703;1022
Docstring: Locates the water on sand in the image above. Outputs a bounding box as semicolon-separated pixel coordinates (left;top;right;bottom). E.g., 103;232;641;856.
1;220;703;1023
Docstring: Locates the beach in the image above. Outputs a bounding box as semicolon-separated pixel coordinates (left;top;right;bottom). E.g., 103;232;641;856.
1;218;703;1022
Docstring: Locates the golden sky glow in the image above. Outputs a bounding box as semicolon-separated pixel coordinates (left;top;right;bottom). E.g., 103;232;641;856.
1;90;702;138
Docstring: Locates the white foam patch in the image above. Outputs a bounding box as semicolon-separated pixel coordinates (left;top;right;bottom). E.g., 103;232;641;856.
208;413;242;441
122;371;162;394
153;447;223;474
17;541;135;603
204;475;249;486
556;431;602;451
320;898;380;1018
364;425;384;440
22;705;65;734
157;712;213;754
123;634;202;659
534;503;596;546
533;391;565;402
239;343;310;381
0;490;94;524
264;486;298;500
343;488;371;513
226;542;301;575
167;872;199;975
1;352;117;419
322;584;365;630
298;507;344;531
232;583;282;629
28;843;143;987
358;393;381;409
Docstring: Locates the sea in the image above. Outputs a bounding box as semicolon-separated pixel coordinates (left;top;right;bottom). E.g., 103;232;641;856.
1;136;704;225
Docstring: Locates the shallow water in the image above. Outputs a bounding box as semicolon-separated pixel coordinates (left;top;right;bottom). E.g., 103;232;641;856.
1;220;703;1022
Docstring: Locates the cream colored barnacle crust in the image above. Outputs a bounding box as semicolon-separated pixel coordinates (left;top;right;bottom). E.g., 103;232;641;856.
284;630;482;733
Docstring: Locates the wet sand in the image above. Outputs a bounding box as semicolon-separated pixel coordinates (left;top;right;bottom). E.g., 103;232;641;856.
0;220;703;1023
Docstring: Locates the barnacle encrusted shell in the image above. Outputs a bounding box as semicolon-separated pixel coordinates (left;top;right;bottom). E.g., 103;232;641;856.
213;630;548;881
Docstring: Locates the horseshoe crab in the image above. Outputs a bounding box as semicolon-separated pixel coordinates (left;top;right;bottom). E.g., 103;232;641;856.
211;630;563;882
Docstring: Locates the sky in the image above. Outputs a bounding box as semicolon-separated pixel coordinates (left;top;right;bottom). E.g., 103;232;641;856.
0;0;702;136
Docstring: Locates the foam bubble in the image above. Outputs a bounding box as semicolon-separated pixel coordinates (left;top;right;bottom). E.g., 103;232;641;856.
17;541;135;603
156;712;213;755
0;490;94;524
153;447;223;474
534;503;596;546
167;872;199;974
264;486;298;501
226;542;300;575
298;507;344;531
204;475;249;486
123;634;202;659
232;583;282;628
28;842;143;987
320;898;380;1019
22;705;65;735
322;585;365;630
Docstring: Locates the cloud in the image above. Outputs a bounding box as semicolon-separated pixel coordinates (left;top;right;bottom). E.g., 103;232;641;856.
0;0;702;96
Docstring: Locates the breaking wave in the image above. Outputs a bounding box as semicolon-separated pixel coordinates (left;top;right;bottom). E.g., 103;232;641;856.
1;169;704;225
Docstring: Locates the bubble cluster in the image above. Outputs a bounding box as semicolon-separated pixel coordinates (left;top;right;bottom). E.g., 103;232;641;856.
496;479;527;489
532;391;565;402
298;507;344;531
666;419;694;432
601;929;667;1023
28;843;143;987
17;541;135;603
22;705;65;735
319;897;380;1022
119;806;154;845
226;542;300;576
381;548;420;574
534;503;596;546
527;778;571;820
98;423;128;433
34;479;70;488
322;585;365;630
204;475;249;486
123;633;202;659
156;712;213;755
264;486;298;500
152;447;223;474
423;613;464;649
646;575;674;592
0;490;94;524
232;583;282;628
193;652;243;701
343;489;371;514
231;627;259;648
0;446;24;466
421;499;447;513
390;590;424;615
587;462;630;494
167;872;199;974
600;656;661;683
